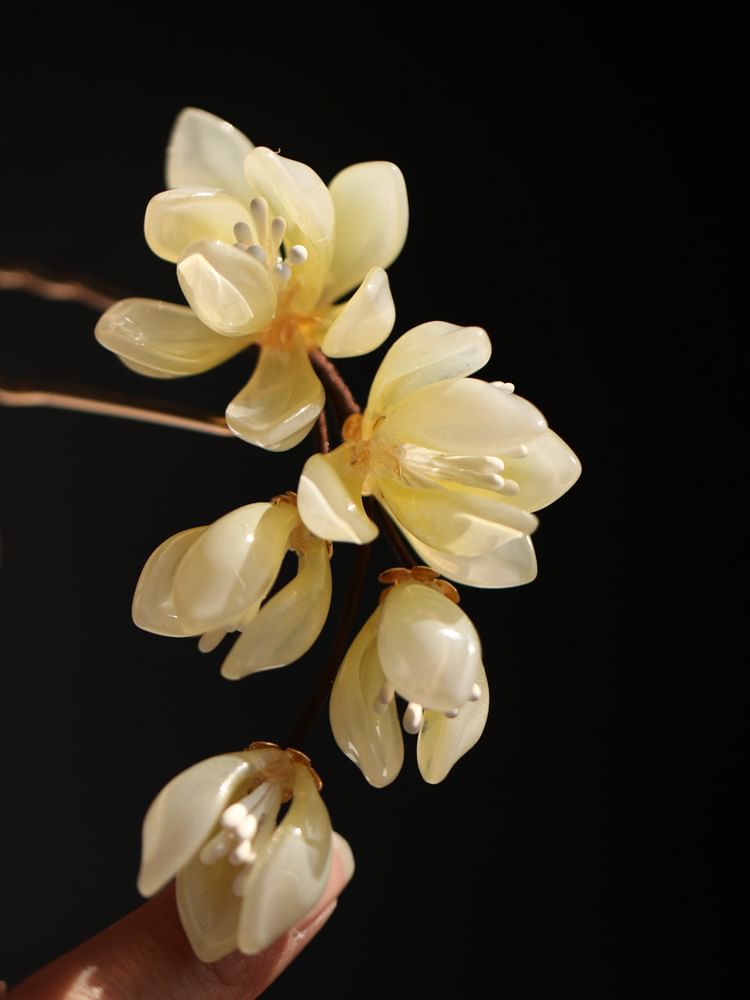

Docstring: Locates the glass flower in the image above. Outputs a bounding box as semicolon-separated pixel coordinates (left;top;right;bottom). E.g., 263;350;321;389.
137;743;334;960
132;494;331;679
95;107;408;450
298;321;581;587
329;569;489;786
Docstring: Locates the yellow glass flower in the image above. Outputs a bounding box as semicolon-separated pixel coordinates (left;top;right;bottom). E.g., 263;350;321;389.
95;107;408;450
298;321;581;586
329;570;489;786
138;743;334;960
132;495;331;679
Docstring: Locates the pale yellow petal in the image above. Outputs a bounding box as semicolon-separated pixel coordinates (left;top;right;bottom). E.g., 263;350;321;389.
177;239;277;337
172;502;298;633
497;428;582;511
329;609;404;788
166;107;254;203
417;662;490;784
384;378;548;455
95;298;254;377
366;322;491;419
320;267;395;358
244;147;334;312
145;188;253;263
401;521;538;588
375;469;537;556
138;750;271;897
327;161;408;302
225;335;324;451
378;583;481;713
132;526;207;636
297;444;378;544
176;843;242;962
221;540;332;678
237;763;333;955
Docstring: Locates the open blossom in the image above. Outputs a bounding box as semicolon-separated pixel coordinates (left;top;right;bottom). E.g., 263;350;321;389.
330;569;489;786
96;107;408;450
298;321;581;587
138;743;334;960
132;495;331;679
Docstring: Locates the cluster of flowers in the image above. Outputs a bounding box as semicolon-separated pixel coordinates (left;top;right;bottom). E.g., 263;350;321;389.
97;108;580;960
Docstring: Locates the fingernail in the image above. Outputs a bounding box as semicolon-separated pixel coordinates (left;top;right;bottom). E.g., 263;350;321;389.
332;831;355;885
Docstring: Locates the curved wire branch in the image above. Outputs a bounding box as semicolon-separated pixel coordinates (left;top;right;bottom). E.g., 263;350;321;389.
0;264;118;312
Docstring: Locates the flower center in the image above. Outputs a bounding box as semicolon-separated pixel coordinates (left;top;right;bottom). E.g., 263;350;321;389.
232;196;309;291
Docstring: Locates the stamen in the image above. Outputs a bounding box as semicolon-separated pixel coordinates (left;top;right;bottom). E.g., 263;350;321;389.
499;478;520;495
233;221;252;245
221;802;248;829
444;708;460;719
199;829;232;865
250;197;269;242
287;244;308;265
247;244;267;264
502;444;528;459
229;840;256;866
403;702;424;734
270;216;286;251
274;261;292;284
198;629;226;653
492;381;515;394
470;683;482;702
374;682;395;714
236;814;259;841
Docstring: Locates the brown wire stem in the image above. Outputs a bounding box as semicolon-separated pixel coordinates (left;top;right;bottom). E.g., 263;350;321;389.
0;264;119;312
285;540;372;749
316;407;330;454
310;349;360;423
365;496;417;567
0;377;234;437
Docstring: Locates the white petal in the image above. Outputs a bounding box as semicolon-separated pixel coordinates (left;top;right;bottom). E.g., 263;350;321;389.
176;842;242;962
327;160;408;302
138;750;273;897
177;239;277;337
221;539;332;678
498;429;582;511
237;763;333;955
244;147;334;312
95;298;253;377
132;526;207;636
321;267;395;358
384;378;548;455
172;502;298;633
145;188;253;263
297;444;378;544
329;609;404;788
375;469;537;557
403;523;538;588
225;336;324;451
166;107;254;203
417;661;490;784
378;582;481;713
366;322;491;418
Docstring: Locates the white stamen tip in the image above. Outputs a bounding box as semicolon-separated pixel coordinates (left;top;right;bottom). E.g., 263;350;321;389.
374;682;395;714
403;702;424;734
500;478;520;495
247;244;267;264
250;197;268;224
270;216;286;248
229;840;256;866
233;221;252;244
236;814;258;841
444;708;460;719
503;444;529;459
287;244;308;265
274;261;292;283
470;683;482;702
493;381;515;394
221;802;248;829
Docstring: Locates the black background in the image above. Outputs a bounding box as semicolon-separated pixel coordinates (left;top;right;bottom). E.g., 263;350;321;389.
0;11;741;998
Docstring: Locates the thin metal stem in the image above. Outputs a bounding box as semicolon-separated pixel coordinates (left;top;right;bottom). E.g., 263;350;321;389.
285;541;372;749
310;349;360;423
366;496;417;568
0;377;234;437
0;264;118;312
316;407;330;454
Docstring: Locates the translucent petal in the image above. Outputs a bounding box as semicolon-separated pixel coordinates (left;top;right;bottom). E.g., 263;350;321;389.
95;298;253;377
383;378;548;455
329;609;404;788
138;749;277;897
417;661;490;784
177;239;277;337
366;322;491;418
237;763;333;955
172;502;298;633
221;540;332;678
297;444;378;544
225;335;324;451
166;107;254;204
497;429;582;511
378;582;481;712
176;841;242;962
145;188;253;263
320;267;395;358
375;470;537;557
244;147;334;312
327;161;408;302
132;526;206;636
402;522;538;588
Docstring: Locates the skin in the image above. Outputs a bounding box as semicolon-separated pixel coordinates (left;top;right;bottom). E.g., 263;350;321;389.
6;833;354;1000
